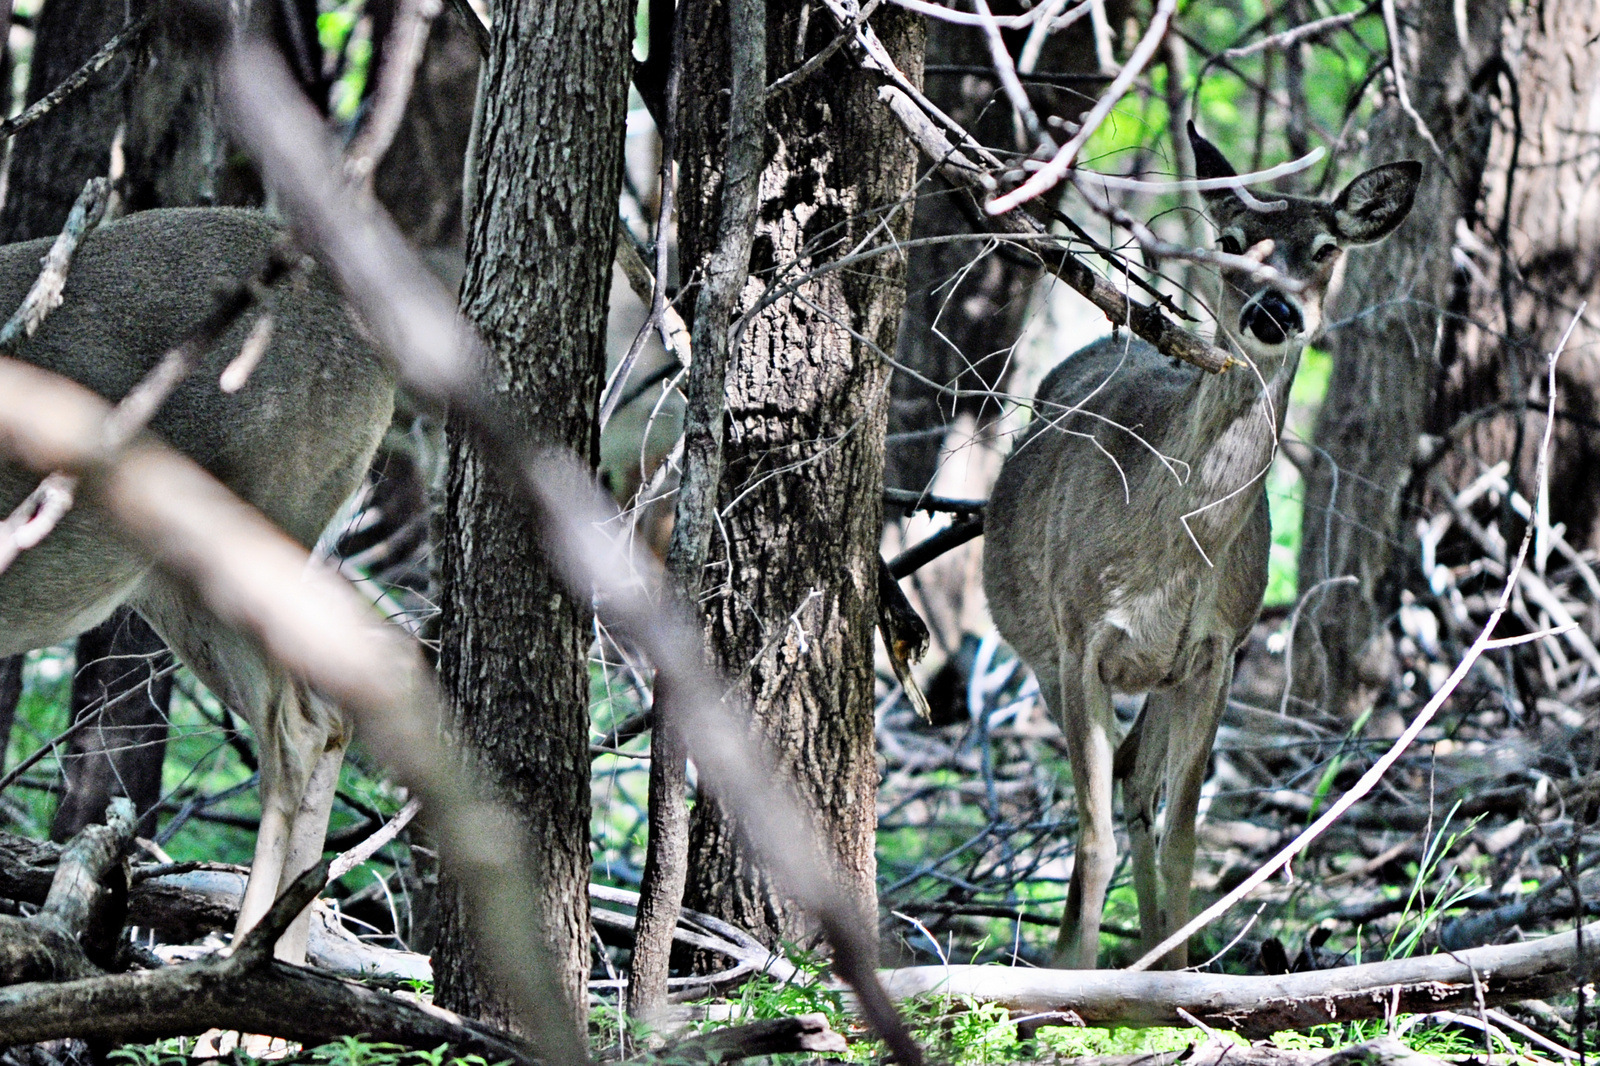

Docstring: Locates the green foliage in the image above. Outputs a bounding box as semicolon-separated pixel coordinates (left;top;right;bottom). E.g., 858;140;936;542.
109;1037;506;1066
318;3;371;122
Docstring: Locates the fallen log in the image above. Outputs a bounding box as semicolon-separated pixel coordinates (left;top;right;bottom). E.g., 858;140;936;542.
880;928;1590;1037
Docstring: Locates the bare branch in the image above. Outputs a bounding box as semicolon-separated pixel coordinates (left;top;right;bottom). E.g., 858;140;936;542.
986;0;1178;215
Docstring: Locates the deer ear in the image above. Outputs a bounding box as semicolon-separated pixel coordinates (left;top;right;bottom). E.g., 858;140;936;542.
1331;161;1422;244
1187;120;1244;215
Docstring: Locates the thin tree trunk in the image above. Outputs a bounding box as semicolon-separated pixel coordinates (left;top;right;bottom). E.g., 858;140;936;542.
1292;0;1506;718
674;2;924;951
0;1;134;243
50;614;173;842
434;0;631;1033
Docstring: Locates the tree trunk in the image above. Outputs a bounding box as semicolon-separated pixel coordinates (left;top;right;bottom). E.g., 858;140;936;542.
0;1;133;243
674;3;924;951
1432;2;1600;558
49;615;173;842
433;0;631;1032
1292;0;1507;718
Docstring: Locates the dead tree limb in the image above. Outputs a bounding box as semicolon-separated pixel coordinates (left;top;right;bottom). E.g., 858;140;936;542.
880;928;1593;1037
814;0;1234;373
0;799;134;985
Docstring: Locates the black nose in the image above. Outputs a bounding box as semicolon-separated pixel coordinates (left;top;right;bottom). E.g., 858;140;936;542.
1240;291;1303;345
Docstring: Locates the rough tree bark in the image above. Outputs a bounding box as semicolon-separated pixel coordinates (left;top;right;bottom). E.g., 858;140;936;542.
434;0;631;1032
674;3;924;950
0;1;132;244
49;618;173;842
1292;0;1507;718
1432;2;1600;555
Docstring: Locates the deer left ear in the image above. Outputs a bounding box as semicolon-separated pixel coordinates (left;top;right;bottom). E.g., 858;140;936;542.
1331;160;1422;244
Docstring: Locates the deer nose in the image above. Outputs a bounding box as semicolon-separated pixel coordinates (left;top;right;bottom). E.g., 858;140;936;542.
1240;291;1303;345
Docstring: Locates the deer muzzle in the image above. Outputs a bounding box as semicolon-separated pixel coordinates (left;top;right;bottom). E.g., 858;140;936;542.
1239;290;1303;346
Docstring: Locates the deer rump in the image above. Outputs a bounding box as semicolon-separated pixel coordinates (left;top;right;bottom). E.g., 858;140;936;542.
0;207;393;963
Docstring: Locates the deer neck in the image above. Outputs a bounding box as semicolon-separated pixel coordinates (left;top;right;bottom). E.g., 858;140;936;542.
1172;339;1302;544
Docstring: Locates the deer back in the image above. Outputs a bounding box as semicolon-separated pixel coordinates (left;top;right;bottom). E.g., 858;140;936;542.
984;333;1270;685
0;207;392;653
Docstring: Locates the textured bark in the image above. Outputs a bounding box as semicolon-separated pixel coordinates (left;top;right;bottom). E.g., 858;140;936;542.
1292;1;1506;718
434;0;630;1032
0;657;20;769
675;3;924;950
887;5;1117;497
0;1;133;244
1432;2;1600;552
50;614;173;843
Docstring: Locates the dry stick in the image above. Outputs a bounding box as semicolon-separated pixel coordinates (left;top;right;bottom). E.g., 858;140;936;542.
0;178;110;574
328;795;422;881
600;14;693;434
882;0;1056;28
1222;5;1372;59
345;0;436;182
628;0;765;1019
1380;0;1446;163
1127;304;1587;972
986;0;1178;215
207;28;923;1066
0;15;152;143
766;0;882;98
880;926;1597;1034
974;0;1053;150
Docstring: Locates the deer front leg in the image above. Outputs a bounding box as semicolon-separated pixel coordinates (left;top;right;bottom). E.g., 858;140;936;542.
1052;651;1119;969
1119;699;1170;963
1136;655;1232;969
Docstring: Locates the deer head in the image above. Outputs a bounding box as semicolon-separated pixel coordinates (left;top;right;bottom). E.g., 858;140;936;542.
1188;121;1421;367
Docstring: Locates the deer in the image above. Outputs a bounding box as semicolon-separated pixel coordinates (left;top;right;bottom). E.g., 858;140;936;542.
0;207;394;964
983;125;1420;969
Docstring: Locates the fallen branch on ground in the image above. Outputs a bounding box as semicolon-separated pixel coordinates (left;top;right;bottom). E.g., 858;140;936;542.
880;926;1592;1037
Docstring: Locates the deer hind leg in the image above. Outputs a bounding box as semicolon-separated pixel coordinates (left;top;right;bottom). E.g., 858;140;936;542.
233;677;344;963
273;717;348;963
1051;649;1119;969
1124;652;1231;969
132;581;340;963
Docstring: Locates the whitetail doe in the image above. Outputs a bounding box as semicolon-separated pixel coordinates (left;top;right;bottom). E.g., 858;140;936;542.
984;126;1419;969
0;208;393;963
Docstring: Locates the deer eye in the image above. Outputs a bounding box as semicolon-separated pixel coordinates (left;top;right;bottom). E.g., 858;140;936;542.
1313;242;1340;262
1218;234;1243;256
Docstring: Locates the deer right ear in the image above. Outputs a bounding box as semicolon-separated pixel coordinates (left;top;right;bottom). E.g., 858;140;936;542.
1188;120;1244;215
1331;160;1422;244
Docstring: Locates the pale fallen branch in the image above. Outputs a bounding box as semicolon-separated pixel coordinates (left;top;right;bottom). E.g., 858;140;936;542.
880;925;1594;1037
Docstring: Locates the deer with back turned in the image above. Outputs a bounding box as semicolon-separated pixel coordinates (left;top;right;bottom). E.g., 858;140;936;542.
983;125;1420;969
0;207;393;963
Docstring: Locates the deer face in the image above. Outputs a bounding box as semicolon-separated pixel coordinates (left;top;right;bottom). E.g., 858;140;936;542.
1188;122;1421;365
